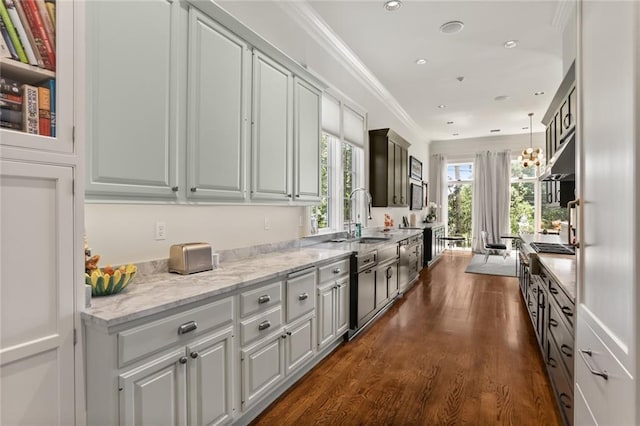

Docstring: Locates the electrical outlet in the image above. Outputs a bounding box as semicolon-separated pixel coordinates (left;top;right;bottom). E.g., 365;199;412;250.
264;217;270;230
155;222;166;240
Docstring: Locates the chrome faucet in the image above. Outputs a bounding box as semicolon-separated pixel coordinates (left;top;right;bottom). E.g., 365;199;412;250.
347;187;373;239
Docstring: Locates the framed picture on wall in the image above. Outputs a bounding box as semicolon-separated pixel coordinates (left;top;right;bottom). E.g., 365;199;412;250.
410;183;423;211
409;156;422;180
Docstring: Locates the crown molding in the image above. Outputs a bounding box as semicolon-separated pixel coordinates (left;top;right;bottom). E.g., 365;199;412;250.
277;1;425;138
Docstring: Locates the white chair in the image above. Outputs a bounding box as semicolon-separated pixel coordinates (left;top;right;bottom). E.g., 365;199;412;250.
481;231;507;263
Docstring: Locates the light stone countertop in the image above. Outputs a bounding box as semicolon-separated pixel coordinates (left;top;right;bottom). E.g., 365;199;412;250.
537;255;577;301
82;247;352;329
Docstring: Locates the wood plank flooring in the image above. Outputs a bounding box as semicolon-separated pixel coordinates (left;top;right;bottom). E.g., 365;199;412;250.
251;252;562;425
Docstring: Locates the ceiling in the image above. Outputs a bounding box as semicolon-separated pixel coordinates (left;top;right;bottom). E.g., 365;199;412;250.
218;0;573;142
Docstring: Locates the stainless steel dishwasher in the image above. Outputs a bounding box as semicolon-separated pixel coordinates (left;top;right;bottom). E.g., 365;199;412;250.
354;250;377;328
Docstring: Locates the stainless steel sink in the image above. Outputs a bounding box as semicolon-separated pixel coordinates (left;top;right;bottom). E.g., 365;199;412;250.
357;237;392;244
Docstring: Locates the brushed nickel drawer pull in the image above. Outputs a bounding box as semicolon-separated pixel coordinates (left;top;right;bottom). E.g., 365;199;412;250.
549;286;559;295
258;320;271;331
178;321;197;335
559;393;572;409
258;295;271;304
561;344;573;357
561;306;574;317
549;318;559;327
298;292;309;301
333;268;341;274
580;349;608;380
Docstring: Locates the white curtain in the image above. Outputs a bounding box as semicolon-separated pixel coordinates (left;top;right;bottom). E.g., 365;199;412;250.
472;150;511;252
428;154;447;226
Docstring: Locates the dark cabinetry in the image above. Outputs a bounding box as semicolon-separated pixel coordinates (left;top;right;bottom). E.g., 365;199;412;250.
543;62;576;162
423;224;445;266
369;129;410;207
542;180;575;207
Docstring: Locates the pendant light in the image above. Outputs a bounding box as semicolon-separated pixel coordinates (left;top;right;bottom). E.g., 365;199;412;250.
518;112;543;168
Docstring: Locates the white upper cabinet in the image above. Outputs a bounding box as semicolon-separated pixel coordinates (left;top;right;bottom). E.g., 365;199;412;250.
85;0;179;199
187;8;250;201
250;51;293;201
293;77;321;202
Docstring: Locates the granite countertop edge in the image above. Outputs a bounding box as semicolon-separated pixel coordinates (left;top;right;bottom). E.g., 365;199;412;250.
82;247;354;329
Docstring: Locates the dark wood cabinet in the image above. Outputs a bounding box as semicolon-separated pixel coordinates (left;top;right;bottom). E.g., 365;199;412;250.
423;224;444;266
542;180;575;208
543;62;575;161
369;129;410;207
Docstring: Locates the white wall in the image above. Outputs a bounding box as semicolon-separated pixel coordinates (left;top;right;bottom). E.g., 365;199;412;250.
430;132;545;162
85;2;430;265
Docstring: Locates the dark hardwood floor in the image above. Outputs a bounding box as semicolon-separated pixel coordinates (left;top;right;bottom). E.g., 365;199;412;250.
251;252;562;425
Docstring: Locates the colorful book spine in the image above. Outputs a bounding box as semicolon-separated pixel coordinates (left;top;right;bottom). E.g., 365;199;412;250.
46;77;54;136
20;0;54;70
0;8;17;59
37;85;49;135
21;83;38;133
0;107;22;123
0;91;22;102
5;0;37;65
34;0;53;46
0;119;21;129
14;0;43;67
0;0;27;63
0;77;21;95
44;0;53;30
0;26;12;58
0;99;22;111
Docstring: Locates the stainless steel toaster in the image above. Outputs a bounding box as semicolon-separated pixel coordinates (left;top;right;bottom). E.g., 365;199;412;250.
169;243;213;274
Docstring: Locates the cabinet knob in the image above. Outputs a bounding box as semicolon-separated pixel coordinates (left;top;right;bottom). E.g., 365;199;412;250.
190;351;199;359
171;186;179;192
287;194;292;198
298;292;309;301
281;334;288;339
295;194;300;198
179;356;188;364
333;268;341;274
190;187;197;192
286;331;292;336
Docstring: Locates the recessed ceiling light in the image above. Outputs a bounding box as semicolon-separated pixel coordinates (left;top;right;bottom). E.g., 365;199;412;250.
447;121;454;124
456;76;465;82
534;91;545;96
490;129;501;133
440;21;464;34
415;58;427;65
494;95;510;101
504;40;518;48
438;104;446;109
383;0;402;11
452;133;459;136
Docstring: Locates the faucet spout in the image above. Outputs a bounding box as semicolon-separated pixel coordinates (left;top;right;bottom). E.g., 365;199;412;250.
348;187;373;238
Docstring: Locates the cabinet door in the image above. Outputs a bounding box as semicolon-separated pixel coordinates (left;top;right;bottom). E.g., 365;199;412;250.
394;144;402;206
241;334;284;410
387;263;399;299
559;99;569;139
399;147;408;206
335;280;350;337
375;265;388;308
317;284;335;349
251;51;293;201
387;141;395;205
0;161;75;426
119;349;187;426
568;87;577;132
187;327;234;426
186;9;250;201
284;317;315;375
293;77;321;202
86;0;179;198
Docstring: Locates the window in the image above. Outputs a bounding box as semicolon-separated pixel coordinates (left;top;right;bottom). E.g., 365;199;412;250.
447;163;473;241
510;160;540;234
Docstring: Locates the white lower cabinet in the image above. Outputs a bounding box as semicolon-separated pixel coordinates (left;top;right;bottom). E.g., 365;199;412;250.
317;279;349;351
241;331;285;410
284;316;315;375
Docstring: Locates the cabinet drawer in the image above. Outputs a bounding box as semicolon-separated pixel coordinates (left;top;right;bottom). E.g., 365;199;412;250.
118;297;233;367
541;268;574;328
318;258;349;283
548;301;574;378
240;306;283;347
286;270;316;323
575;314;634;425
239;280;283;318
547;337;574;426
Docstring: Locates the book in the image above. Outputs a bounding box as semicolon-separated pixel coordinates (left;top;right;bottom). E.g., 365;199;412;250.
0;0;27;63
0;13;18;59
0;76;21;95
0;91;22;102
0;106;22;123
0;26;12;58
0;119;21;129
44;0;53;30
37;85;49;135
21;83;38;133
4;0;37;65
14;0;43;67
0;98;22;111
20;0;53;70
34;0;53;47
45;77;53;136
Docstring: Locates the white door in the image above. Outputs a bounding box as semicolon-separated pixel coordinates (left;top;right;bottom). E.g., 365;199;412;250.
186;8;250;201
85;0;179;198
317;284;335;349
293;77;321;202
575;1;637;423
251;50;293;201
119;349;187;426
335;280;350;337
284;317;315;375
241;334;284;410
0;161;75;426
187;327;234;426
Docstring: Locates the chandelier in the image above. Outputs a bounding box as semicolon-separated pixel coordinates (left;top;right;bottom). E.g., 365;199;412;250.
518;112;543;168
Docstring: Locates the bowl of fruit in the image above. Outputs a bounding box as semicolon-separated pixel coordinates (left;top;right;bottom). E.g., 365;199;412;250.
85;255;137;297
